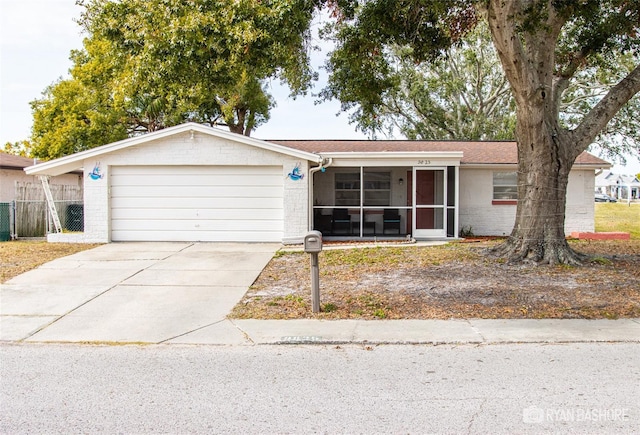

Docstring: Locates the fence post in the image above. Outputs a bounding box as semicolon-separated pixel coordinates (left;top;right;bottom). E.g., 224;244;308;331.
11;200;16;240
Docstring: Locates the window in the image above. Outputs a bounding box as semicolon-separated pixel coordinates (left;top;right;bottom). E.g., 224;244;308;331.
335;173;360;206
363;172;391;206
335;171;391;206
493;172;518;201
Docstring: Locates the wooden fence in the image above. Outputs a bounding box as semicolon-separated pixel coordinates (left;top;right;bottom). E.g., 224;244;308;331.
15;182;84;237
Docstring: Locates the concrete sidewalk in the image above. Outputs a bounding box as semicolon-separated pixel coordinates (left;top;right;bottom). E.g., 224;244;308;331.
222;318;640;345
1;242;639;346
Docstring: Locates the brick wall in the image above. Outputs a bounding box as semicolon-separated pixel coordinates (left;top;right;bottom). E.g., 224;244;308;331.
50;131;310;243
459;168;595;237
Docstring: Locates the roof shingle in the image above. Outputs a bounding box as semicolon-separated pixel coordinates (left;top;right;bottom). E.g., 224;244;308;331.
0;152;39;169
269;140;610;166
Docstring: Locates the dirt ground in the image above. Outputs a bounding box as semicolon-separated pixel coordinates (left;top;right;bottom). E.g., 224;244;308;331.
0;241;101;283
230;239;640;320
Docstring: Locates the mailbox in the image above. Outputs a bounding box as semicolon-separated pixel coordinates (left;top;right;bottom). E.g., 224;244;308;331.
303;230;323;253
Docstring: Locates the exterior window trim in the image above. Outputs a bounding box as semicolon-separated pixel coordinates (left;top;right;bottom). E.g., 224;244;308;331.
493;171;518;203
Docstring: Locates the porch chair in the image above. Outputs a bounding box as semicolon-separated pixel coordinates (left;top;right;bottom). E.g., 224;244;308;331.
331;208;351;234
382;209;401;235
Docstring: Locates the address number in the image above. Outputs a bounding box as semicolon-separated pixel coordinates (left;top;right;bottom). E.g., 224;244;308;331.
417;160;431;165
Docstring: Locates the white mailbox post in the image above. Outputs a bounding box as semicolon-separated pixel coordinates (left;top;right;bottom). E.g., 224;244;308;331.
303;230;323;313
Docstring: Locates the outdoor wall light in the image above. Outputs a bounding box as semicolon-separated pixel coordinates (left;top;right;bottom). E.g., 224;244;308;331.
399;178;404;185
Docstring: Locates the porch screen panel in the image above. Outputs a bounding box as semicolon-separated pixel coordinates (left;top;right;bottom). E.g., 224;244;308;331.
335;173;360;206
363;171;391;206
416;170;444;206
416;208;444;229
447;209;455;237
447;166;456;206
447;166;456;237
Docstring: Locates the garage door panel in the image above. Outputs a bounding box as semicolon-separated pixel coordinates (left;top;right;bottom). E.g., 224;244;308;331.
112;165;280;176
110;173;283;187
112;229;282;243
113;196;281;209
110;165;285;242
111;208;284;221
110;185;283;199
112;218;282;232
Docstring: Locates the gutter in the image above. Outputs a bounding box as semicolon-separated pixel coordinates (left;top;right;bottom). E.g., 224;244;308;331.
308;157;333;231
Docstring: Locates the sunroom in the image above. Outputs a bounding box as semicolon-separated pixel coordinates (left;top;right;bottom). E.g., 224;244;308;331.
307;152;462;240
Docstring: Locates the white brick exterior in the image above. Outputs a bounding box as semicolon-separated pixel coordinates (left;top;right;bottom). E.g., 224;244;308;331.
48;130;311;243
31;123;600;243
459;167;595;236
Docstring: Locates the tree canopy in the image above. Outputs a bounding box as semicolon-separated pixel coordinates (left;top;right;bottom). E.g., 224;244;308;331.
323;1;639;163
30;0;320;159
324;0;640;264
321;22;517;140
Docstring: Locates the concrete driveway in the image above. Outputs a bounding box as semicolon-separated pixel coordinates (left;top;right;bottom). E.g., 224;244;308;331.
0;242;279;344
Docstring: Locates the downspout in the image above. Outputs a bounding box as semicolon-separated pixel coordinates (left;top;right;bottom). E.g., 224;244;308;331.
308;157;333;231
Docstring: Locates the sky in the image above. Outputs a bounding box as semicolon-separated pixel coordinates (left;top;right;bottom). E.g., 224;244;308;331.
1;0;639;175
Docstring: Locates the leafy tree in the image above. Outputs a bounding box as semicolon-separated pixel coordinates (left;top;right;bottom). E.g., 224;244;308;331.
3;141;32;157
323;0;640;264
78;0;318;135
30;76;128;159
322;22;517;140
31;0;319;159
560;52;640;164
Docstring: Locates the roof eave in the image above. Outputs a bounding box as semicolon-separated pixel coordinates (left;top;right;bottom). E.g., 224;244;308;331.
462;162;611;169
318;151;464;159
25;122;322;176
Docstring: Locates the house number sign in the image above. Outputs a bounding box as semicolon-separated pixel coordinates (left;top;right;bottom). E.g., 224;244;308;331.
417;160;431;165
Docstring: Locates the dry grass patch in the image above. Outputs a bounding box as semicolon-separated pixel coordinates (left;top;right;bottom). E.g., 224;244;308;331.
230;239;640;320
0;240;101;283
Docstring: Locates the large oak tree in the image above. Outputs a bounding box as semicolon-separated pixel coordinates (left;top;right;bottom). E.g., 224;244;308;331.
323;0;640;264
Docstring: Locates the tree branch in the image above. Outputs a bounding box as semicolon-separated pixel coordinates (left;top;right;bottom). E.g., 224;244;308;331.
571;64;640;156
486;0;529;98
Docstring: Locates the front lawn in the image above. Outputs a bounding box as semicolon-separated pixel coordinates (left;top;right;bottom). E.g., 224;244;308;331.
595;202;639;238
230;239;640;320
0;241;100;283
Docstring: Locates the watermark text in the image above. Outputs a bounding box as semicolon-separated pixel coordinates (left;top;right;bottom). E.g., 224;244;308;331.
523;406;630;424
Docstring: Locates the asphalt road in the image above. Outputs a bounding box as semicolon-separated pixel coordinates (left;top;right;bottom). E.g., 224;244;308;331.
1;343;638;434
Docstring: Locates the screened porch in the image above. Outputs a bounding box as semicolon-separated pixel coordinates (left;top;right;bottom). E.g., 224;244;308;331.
311;166;458;239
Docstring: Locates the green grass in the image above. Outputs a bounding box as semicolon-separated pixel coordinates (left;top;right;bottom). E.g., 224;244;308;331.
594;202;640;239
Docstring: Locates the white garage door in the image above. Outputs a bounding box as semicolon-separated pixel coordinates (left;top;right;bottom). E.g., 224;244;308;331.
110;166;284;242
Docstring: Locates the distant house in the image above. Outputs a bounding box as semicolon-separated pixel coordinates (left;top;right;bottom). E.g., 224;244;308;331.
1;151;83;238
1;152;81;202
595;171;640;200
24;122;610;244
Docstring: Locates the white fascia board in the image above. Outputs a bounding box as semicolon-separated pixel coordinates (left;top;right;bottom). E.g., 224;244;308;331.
321;151;463;167
461;163;611;170
460;163;517;170
25;122;321;176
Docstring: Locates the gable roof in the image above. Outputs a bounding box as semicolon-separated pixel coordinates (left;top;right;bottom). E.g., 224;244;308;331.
270;140;610;167
0;152;39;170
596;170;640;186
23;122;611;176
25;123;322;176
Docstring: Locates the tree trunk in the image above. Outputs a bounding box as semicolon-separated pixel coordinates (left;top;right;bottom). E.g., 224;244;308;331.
485;1;585;265
483;0;640;265
491;112;586;265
